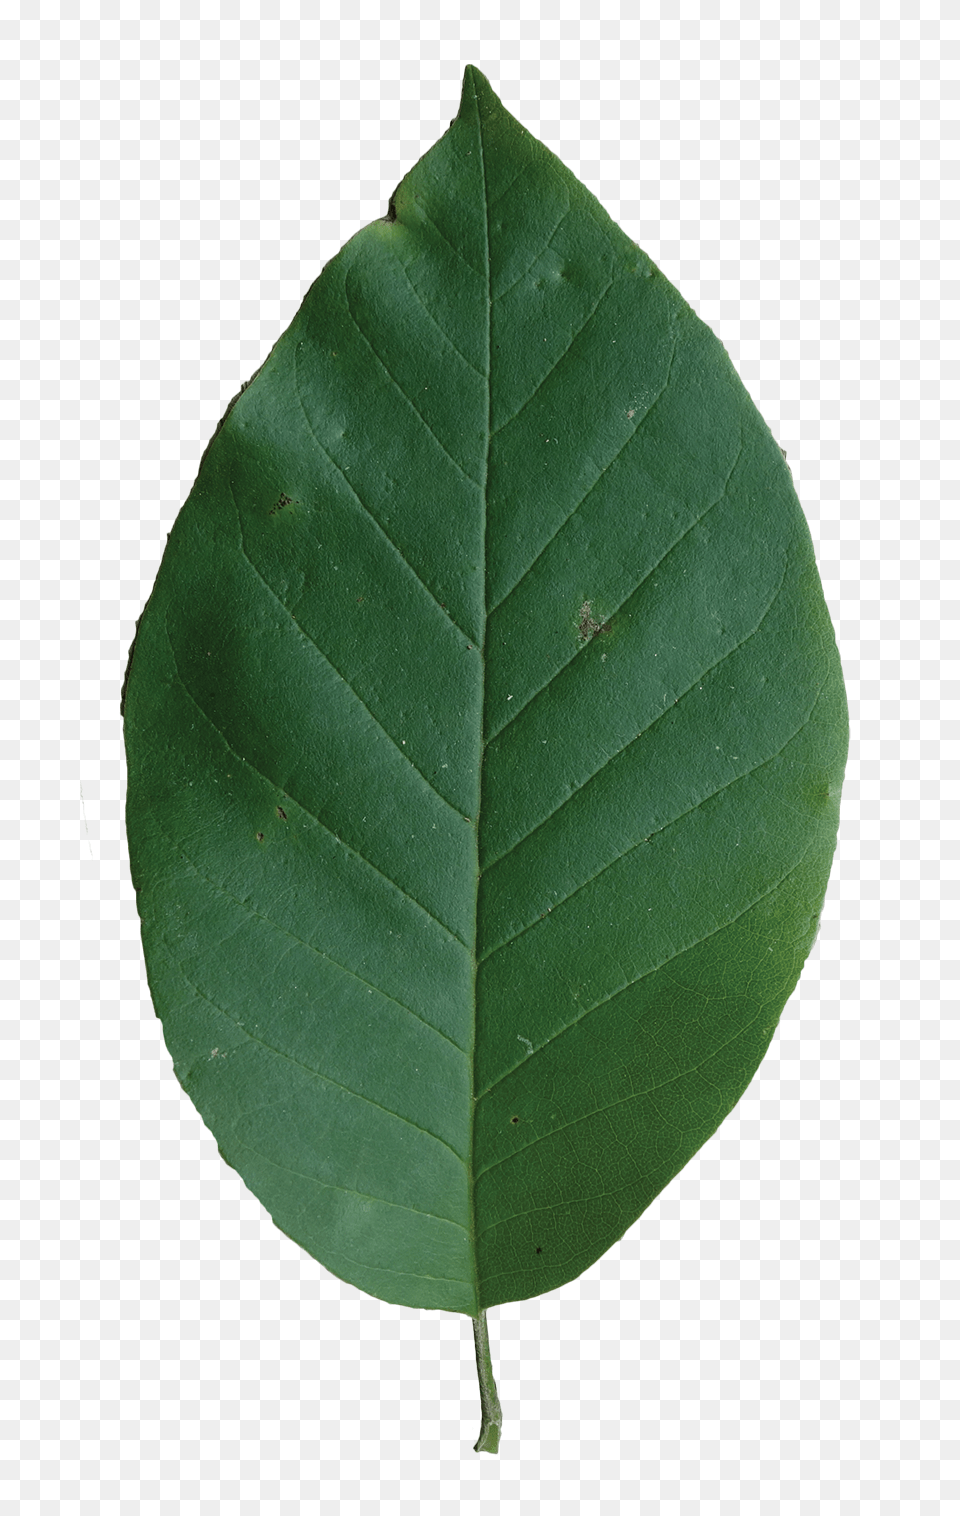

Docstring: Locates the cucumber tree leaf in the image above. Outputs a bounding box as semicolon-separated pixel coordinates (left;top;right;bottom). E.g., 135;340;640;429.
124;66;848;1452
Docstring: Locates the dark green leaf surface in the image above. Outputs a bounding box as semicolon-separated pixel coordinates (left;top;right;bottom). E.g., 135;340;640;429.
124;68;847;1318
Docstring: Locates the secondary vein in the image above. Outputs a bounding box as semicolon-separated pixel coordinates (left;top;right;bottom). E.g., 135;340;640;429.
162;617;470;952
167;949;469;1167
475;842;816;1101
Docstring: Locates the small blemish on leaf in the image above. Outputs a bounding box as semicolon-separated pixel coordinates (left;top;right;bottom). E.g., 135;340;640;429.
511;1116;519;1124
256;832;264;842
277;807;287;820
577;600;612;644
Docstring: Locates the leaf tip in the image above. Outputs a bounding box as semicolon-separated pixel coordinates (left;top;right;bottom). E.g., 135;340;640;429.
459;64;499;118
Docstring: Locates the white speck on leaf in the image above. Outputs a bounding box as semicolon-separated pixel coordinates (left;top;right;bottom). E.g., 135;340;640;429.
517;1036;534;1055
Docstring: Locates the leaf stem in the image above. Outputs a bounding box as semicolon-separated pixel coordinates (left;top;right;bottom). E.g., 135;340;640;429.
471;1309;502;1453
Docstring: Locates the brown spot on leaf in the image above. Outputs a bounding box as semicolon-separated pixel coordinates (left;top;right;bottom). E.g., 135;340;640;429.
577;600;612;643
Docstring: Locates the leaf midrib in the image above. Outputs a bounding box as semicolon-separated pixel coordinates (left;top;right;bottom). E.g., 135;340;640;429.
467;70;493;1319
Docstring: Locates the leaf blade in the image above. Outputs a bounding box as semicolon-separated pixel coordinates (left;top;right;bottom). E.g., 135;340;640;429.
124;66;847;1321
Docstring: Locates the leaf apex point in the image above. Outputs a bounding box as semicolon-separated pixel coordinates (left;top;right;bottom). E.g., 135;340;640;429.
459;64;499;114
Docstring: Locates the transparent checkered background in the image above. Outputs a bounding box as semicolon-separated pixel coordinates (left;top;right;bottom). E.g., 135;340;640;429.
4;1;954;1511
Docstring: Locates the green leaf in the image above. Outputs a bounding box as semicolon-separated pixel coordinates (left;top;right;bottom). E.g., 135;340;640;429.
124;66;847;1445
